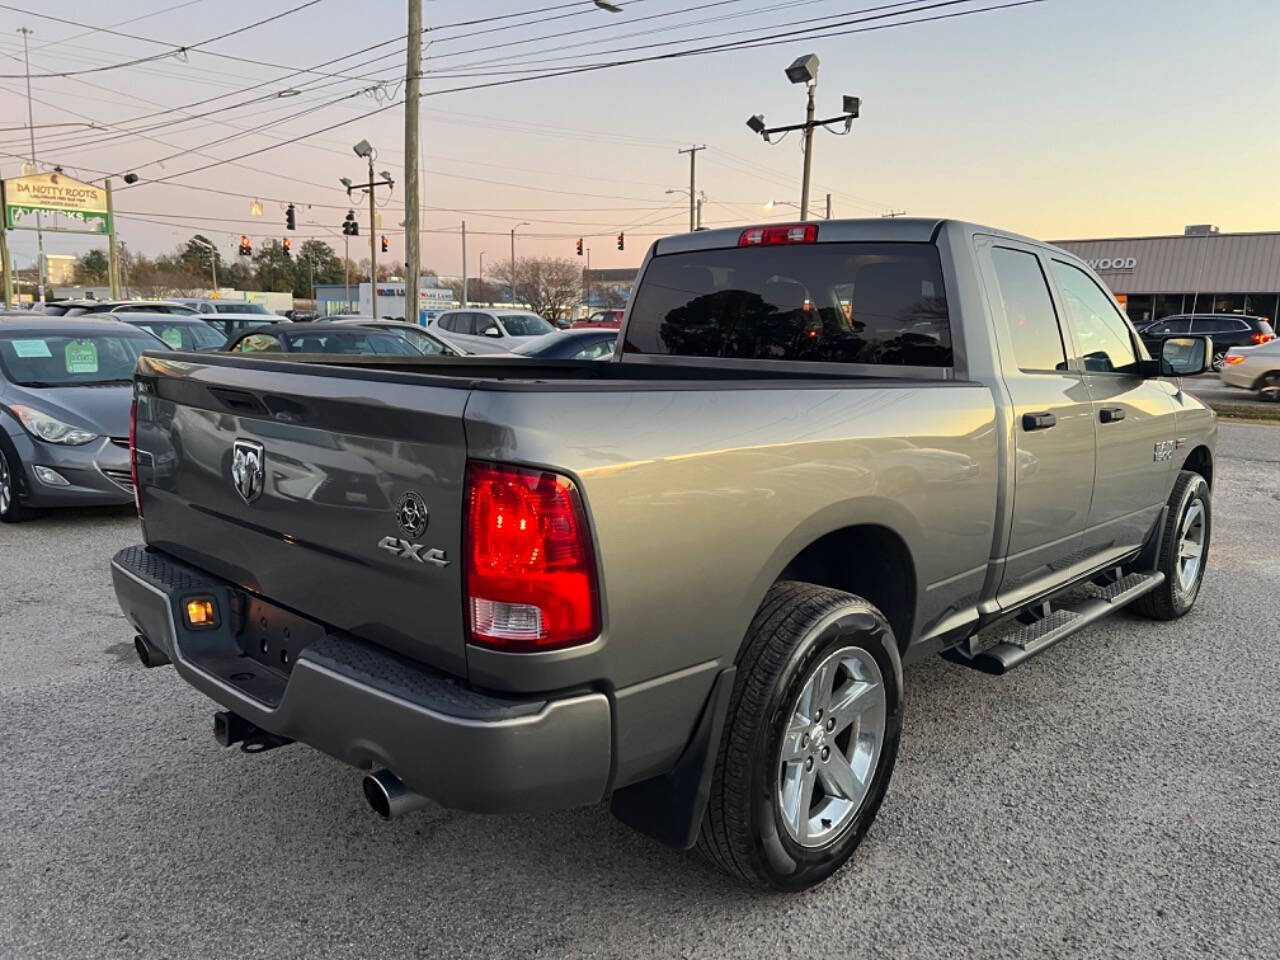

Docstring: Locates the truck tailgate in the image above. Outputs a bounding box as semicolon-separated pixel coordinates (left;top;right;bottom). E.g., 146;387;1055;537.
134;354;471;677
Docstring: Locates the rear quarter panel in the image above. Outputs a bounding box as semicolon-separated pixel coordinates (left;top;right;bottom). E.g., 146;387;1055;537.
464;381;998;693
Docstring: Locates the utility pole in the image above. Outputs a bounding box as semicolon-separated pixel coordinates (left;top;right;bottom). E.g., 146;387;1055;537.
460;220;468;308
696;195;704;229
367;155;378;316
403;0;421;324
799;81;816;221
881;210;907;219
343;233;350;311
583;247;591;311
509;221;528;306
825;193;832;221
677;146;705;232
18;27;45;303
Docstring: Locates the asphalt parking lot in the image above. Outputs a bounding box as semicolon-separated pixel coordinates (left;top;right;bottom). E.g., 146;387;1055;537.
2;424;1277;960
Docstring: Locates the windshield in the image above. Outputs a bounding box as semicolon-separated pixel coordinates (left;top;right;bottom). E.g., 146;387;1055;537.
0;331;158;386
131;320;226;350
282;330;421;355
216;302;270;314
500;314;554;337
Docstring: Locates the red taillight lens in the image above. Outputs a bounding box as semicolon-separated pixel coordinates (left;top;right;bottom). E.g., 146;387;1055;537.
1223;354;1246;364
1251;332;1274;344
739;223;818;246
464;461;599;651
128;396;142;516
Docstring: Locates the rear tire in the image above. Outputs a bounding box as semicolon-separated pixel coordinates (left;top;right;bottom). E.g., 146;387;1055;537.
697;581;903;891
0;444;42;523
1257;371;1280;402
1211;351;1227;372
1132;470;1210;620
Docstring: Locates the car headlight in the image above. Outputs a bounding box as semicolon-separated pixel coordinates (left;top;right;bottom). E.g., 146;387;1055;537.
10;404;99;445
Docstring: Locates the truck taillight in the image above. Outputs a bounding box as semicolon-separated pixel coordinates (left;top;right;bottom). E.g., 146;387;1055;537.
129;396;141;516
739;223;818;246
464;461;599;652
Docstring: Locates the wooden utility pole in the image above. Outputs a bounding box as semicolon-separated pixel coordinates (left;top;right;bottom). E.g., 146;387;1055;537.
404;0;421;323
677;145;705;232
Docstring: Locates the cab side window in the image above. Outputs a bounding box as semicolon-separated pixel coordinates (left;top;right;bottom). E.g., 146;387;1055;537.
990;247;1068;373
1051;261;1138;373
233;333;281;353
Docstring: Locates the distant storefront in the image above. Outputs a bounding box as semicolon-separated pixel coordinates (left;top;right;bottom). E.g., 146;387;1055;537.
1055;227;1280;326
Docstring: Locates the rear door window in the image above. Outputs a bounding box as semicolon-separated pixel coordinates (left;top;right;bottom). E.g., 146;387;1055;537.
624;242;951;366
990;247;1068;373
1145;318;1191;336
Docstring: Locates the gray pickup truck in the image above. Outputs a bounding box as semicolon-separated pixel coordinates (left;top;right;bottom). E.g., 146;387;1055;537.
111;219;1216;890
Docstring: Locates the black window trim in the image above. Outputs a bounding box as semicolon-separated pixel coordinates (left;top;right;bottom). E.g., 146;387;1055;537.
990;243;1072;376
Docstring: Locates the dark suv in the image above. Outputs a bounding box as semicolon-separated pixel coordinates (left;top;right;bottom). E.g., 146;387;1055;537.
1139;314;1275;371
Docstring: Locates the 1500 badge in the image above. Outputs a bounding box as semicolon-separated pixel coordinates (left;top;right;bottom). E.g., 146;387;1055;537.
378;536;449;567
1153;440;1176;462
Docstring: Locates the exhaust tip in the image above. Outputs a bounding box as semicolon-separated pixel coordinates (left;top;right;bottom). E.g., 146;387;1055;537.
362;773;394;820
134;634;170;668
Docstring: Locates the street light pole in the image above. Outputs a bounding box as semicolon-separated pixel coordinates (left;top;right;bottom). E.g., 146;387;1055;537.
509;221;528;306
403;0;421;325
18;27;45;303
460;220;468;308
677;145;705;232
190;237;217;292
367;155;377;316
799;80;816;221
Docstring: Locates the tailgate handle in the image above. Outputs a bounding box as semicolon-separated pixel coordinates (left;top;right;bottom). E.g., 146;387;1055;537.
1099;406;1126;423
208;387;268;415
1022;411;1056;431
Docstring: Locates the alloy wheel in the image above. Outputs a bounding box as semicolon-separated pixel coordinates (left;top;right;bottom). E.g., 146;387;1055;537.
1260;373;1280;402
776;645;886;848
1211;351;1226;372
1176;499;1206;593
0;448;11;516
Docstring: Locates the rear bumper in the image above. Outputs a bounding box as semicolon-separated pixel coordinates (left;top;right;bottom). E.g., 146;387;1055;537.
110;545;612;813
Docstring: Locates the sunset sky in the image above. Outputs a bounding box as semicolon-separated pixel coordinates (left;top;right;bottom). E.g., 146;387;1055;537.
1;0;1277;278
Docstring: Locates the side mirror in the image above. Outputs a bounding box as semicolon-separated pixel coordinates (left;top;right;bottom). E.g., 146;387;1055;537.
1160;335;1211;377
482;326;502;337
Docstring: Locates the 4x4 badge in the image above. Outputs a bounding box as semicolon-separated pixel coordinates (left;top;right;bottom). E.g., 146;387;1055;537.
378;536;449;567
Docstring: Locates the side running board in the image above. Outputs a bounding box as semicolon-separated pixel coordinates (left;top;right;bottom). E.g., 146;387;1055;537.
948;571;1165;675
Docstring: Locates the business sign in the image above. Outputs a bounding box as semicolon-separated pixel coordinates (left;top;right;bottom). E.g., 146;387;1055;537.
1086;256;1137;272
2;171;110;233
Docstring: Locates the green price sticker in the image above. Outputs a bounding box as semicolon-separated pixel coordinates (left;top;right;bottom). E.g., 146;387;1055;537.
65;340;99;374
160;328;184;350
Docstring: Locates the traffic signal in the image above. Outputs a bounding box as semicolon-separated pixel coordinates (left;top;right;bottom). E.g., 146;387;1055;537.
576;238;583;256
282;238;292;258
617;232;624;251
238;235;251;257
285;203;296;231
342;210;358;236
380;235;389;254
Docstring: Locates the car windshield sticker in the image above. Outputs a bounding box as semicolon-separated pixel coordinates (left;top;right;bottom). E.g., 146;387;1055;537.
11;338;52;358
159;327;184;349
65;340;100;373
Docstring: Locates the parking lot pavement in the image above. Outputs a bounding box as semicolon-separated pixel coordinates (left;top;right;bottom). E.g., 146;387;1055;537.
2;425;1277;960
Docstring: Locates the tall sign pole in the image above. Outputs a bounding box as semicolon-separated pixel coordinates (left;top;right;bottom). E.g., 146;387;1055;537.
18;26;45;302
0;179;11;308
105;178;121;298
404;0;422;324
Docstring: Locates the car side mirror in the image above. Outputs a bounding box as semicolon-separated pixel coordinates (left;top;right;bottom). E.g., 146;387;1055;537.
482;326;502;337
1160;335;1211;377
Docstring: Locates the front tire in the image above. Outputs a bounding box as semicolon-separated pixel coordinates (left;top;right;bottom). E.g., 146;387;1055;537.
0;444;42;523
1258;371;1280;402
1132;470;1211;620
698;581;903;891
1211;351;1227;372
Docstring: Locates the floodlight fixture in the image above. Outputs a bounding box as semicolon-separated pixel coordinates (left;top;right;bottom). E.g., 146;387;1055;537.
352;139;373;159
785;53;819;85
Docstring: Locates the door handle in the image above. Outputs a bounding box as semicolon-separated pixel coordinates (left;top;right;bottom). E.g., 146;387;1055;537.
1022;411;1056;431
1099;406;1126;423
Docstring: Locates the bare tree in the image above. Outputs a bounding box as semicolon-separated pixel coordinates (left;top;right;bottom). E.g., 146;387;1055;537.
488;256;581;320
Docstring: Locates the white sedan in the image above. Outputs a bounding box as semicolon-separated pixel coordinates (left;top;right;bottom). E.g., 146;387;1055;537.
1220;339;1280;401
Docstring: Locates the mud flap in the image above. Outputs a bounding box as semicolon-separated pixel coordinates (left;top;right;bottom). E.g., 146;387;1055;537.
609;666;736;850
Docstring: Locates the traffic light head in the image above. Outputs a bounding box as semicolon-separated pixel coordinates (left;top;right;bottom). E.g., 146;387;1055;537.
380;235;389;254
238;235;251;257
617;232;624;251
282;238;292;258
285;203;296;231
576;238;583;256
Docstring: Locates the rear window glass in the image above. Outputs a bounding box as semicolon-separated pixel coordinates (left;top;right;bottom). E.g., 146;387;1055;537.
500;314;554;337
624;242;951;366
0;332;155;386
134;321;225;350
284;331;419;355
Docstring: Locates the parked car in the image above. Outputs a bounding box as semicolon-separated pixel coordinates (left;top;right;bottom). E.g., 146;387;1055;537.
572;309;624;329
114;313;227;351
225;322;427;357
329;318;465;355
113;218;1215;891
199;313;278;341
0;317;170;521
509;328;618;360
62;299;198;317
1139;313;1275;371
1219;338;1280;400
429;309;555;353
176;298;275;316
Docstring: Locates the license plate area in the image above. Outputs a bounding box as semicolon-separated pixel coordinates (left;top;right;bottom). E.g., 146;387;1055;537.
232;593;329;680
